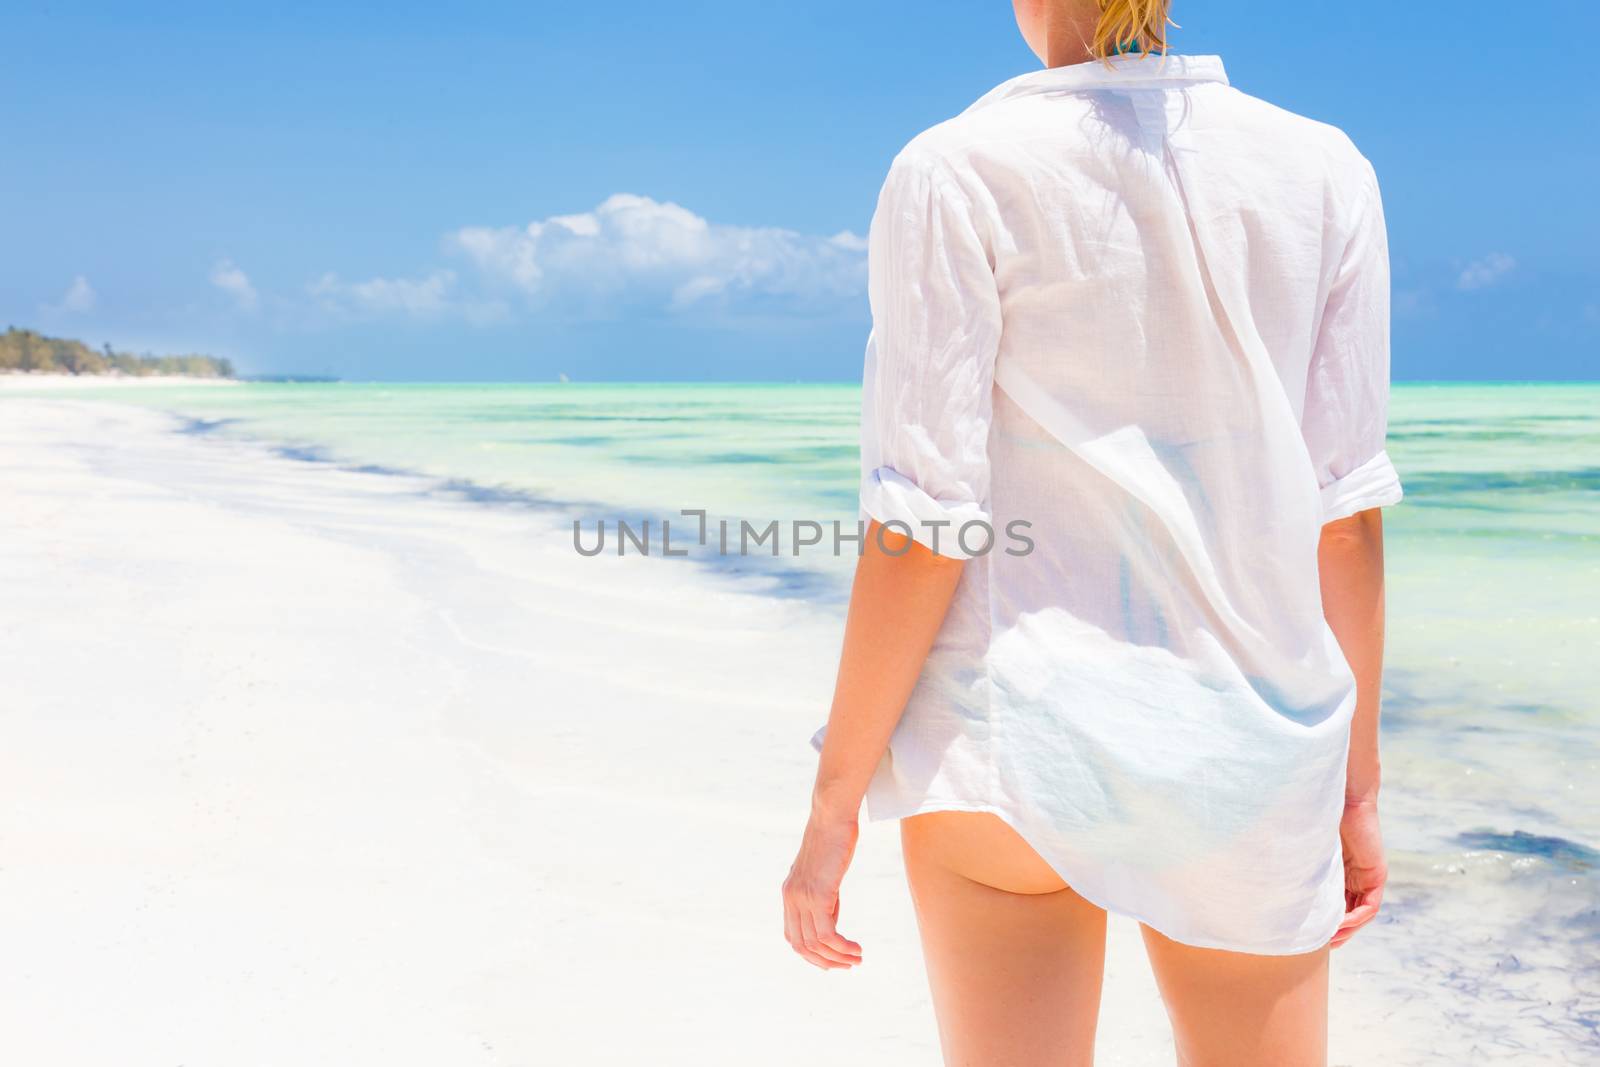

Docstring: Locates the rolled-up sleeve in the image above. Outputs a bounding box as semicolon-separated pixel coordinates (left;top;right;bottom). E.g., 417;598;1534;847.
1301;160;1404;525
858;148;1003;559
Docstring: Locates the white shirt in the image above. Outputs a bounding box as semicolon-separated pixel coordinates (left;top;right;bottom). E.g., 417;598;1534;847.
809;52;1402;954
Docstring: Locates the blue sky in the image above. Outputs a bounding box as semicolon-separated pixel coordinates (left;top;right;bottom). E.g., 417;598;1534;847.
4;1;1596;381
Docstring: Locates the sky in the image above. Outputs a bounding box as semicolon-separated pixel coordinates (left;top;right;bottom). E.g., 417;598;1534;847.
3;1;1596;381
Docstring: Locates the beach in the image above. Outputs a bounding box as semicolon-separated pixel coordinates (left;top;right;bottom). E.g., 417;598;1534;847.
2;385;1595;1065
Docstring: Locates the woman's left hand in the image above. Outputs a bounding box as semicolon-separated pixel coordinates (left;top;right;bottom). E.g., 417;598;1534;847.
1329;796;1386;949
782;810;864;970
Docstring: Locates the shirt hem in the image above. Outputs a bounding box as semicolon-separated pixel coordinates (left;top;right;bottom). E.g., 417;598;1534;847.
865;793;1344;958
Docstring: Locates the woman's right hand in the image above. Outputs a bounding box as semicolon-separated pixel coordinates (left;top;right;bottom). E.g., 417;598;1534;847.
1330;797;1386;948
782;809;864;971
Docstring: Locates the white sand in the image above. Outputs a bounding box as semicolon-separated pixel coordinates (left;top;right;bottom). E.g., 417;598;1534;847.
0;397;1411;1065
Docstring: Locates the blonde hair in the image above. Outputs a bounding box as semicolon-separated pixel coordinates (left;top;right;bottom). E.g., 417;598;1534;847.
1089;0;1177;60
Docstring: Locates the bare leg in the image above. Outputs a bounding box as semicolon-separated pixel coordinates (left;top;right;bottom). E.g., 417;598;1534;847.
1140;923;1329;1067
899;810;1107;1066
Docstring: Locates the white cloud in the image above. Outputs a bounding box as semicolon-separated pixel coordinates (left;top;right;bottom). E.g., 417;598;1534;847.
448;194;867;315
309;270;458;318
287;195;864;327
209;258;259;310
1457;252;1516;291
45;275;96;315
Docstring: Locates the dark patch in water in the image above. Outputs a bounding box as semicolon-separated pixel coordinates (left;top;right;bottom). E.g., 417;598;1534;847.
273;443;334;464
545;435;614;447
1375;674;1585;738
1456;830;1600;870
622;445;858;467
1387;430;1521;443
1396;467;1600;499
177;416;241;435
1391;413;1599;432
566;515;850;605
484;412;709;424
432;478;571;513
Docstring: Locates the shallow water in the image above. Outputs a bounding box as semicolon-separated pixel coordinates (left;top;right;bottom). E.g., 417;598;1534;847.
10;378;1599;1059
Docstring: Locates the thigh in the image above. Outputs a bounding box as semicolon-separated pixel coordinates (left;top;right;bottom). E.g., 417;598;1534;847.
1140;923;1329;1067
900;810;1107;1067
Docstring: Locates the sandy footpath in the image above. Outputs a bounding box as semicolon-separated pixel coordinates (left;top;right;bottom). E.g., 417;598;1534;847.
0;396;1407;1065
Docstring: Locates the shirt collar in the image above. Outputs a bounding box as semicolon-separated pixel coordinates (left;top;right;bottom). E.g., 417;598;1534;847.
961;53;1229;115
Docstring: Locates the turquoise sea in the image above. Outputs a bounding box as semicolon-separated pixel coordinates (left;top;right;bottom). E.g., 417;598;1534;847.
12;379;1600;1053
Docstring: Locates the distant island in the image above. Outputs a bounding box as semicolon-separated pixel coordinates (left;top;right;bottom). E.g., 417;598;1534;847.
0;327;234;378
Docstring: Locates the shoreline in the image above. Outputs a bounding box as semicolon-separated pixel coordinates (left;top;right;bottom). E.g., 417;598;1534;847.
172;408;855;606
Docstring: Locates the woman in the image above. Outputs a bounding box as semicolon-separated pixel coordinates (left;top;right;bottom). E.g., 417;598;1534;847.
782;1;1399;1063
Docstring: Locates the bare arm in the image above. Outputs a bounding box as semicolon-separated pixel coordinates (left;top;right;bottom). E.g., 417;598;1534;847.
782;520;965;969
1317;506;1388;947
1318;507;1386;804
811;521;966;820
